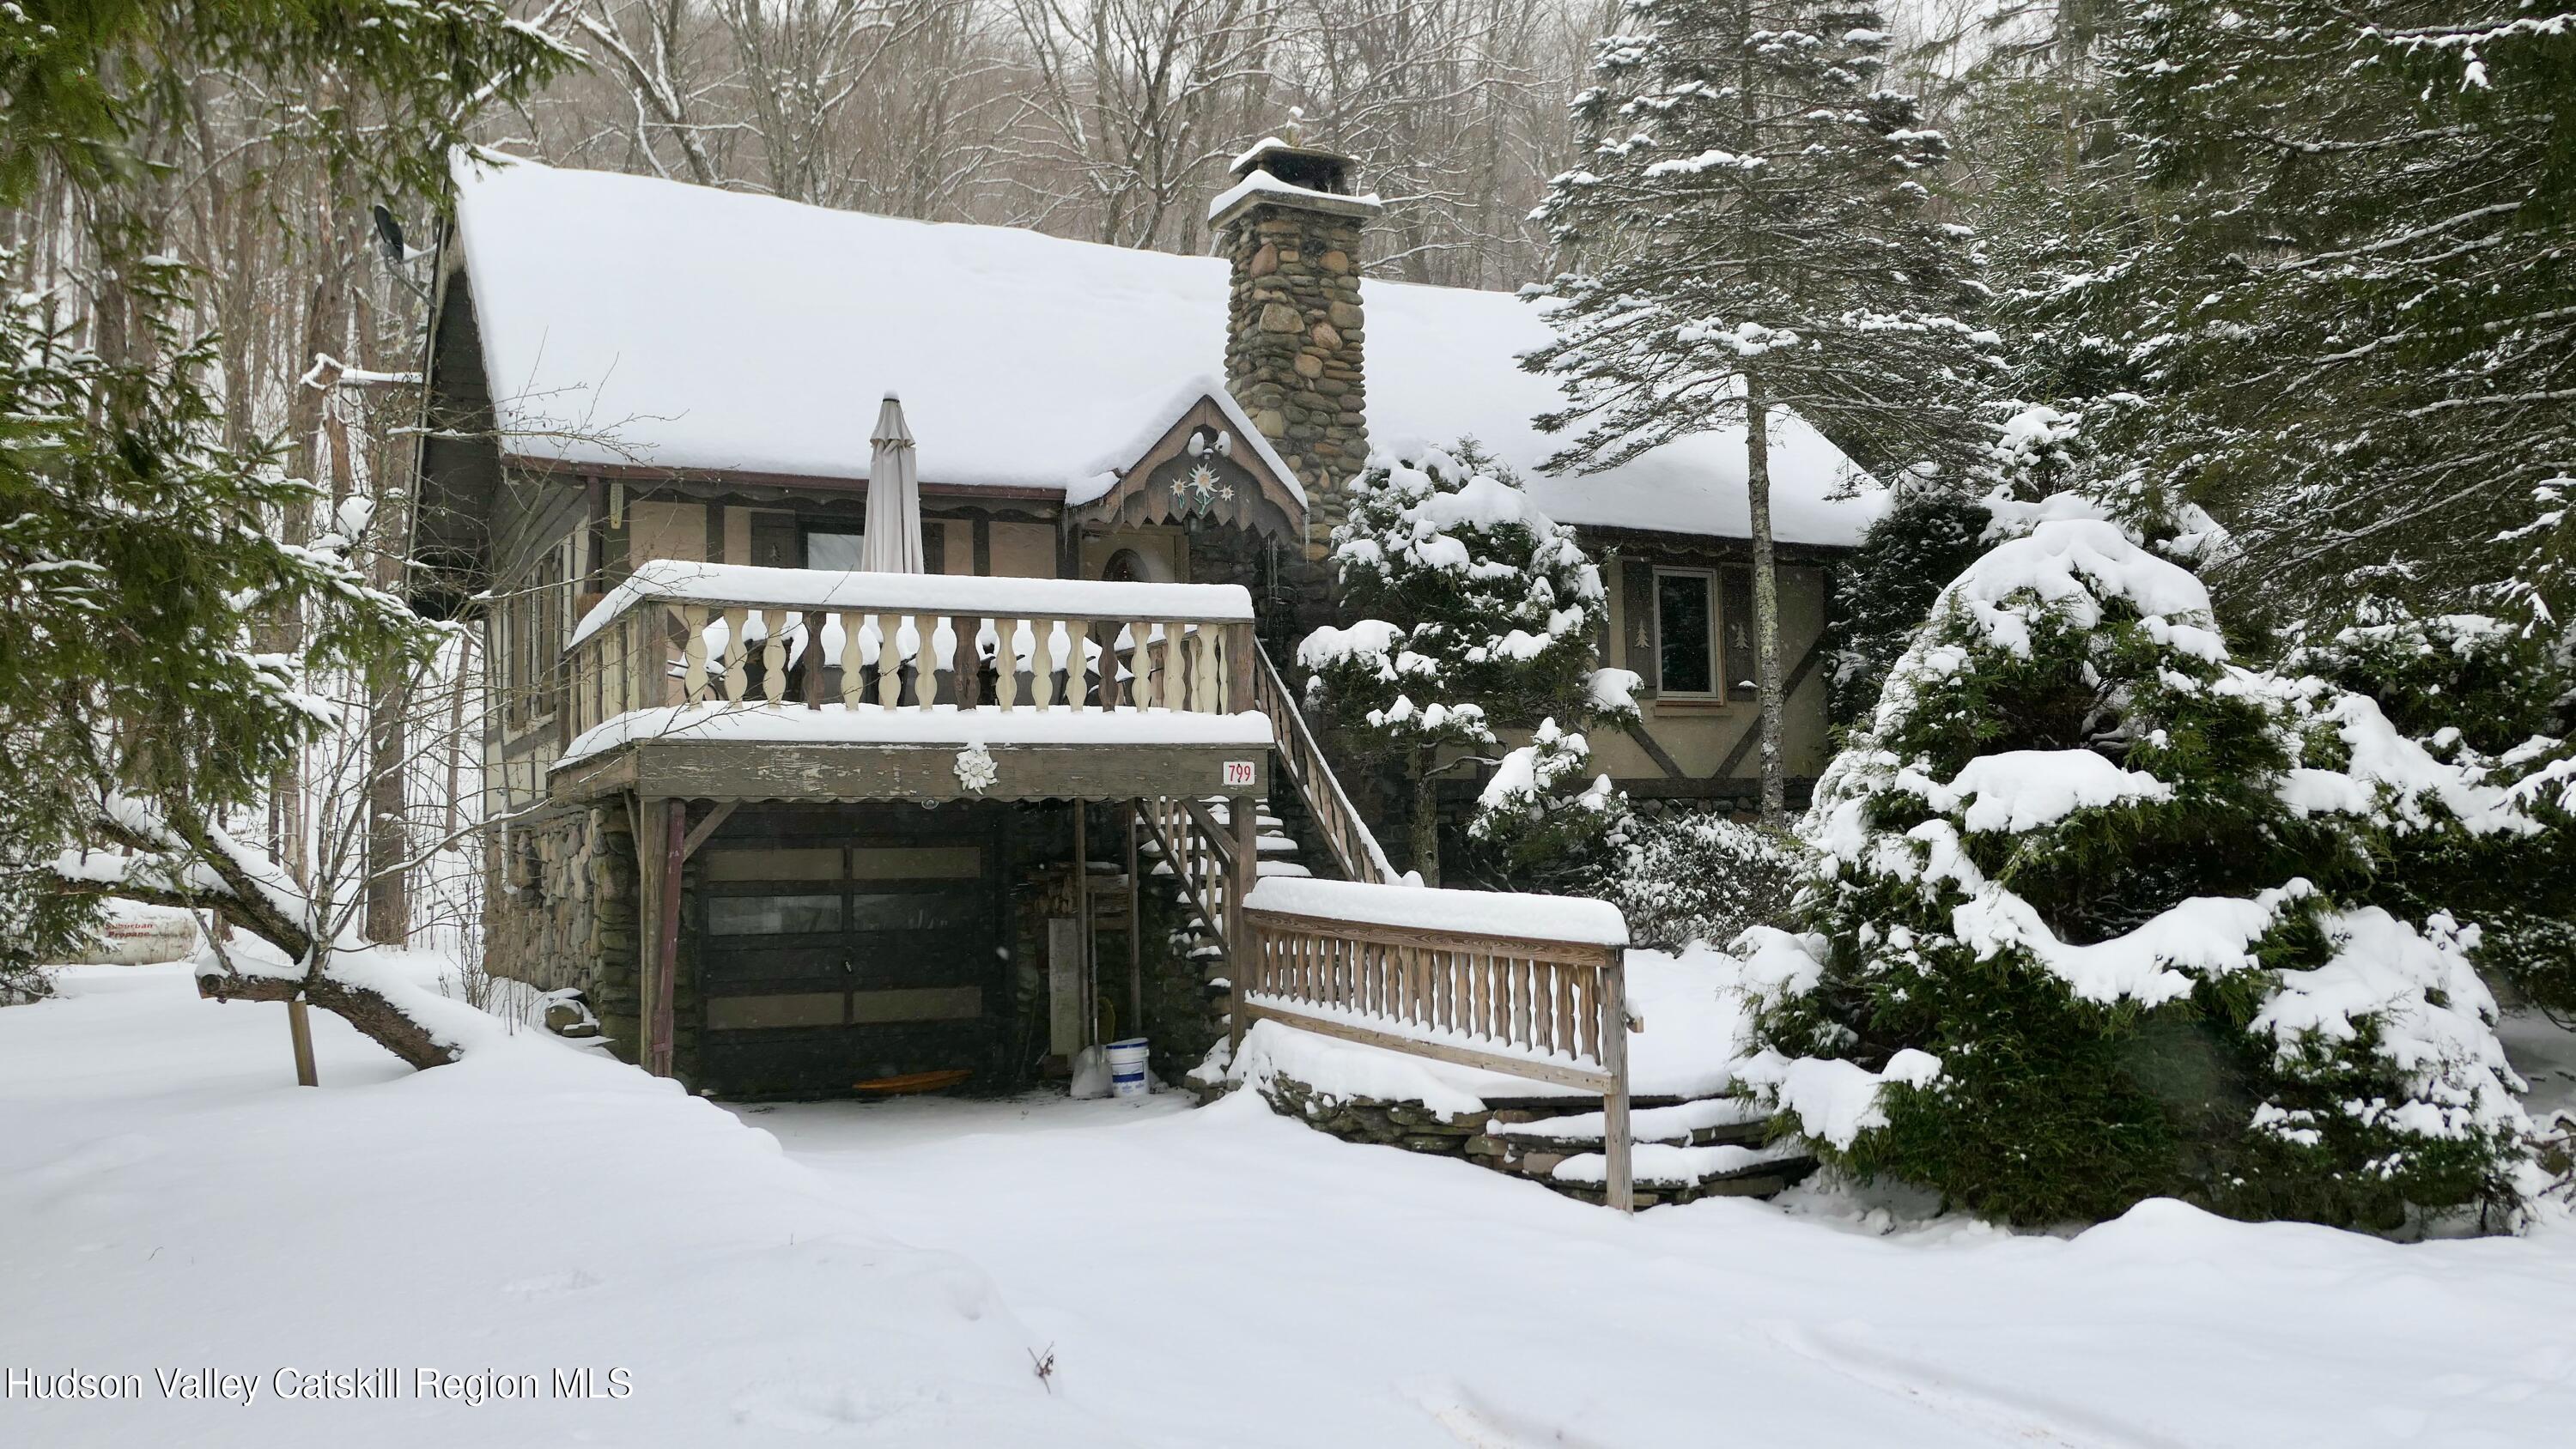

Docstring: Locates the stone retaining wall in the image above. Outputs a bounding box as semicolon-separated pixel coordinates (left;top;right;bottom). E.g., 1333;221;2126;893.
1231;1070;1809;1210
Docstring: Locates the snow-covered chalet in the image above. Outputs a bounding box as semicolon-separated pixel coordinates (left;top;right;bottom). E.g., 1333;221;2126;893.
416;142;1880;1096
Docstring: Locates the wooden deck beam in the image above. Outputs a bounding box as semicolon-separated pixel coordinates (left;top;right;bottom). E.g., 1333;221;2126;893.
551;739;1268;805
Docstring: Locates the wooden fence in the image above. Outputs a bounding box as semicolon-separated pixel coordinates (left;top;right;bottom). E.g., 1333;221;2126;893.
1237;895;1634;1211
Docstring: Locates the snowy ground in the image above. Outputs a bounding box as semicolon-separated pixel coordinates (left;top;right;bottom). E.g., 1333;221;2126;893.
10;962;2576;1447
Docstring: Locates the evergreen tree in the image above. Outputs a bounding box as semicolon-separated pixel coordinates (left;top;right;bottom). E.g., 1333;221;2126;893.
2105;0;2576;626
1526;0;2000;823
0;1;568;1037
1741;501;2533;1231
1299;441;1634;886
1825;489;1994;724
2289;606;2576;1021
1463;718;1631;893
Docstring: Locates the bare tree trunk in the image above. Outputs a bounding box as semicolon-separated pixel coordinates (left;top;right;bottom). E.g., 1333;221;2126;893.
1408;749;1440;887
1744;374;1786;826
441;633;475;840
365;686;410;943
361;386;415;945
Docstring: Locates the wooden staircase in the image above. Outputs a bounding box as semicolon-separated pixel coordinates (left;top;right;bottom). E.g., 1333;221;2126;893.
1130;638;1401;1035
1137;640;1801;1211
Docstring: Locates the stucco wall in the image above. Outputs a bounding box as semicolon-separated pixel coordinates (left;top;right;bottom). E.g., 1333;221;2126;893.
1576;555;1834;788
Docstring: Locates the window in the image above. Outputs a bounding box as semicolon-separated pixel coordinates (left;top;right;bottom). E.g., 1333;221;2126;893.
499;542;569;730
706;894;844;937
1655;570;1716;696
805;529;865;571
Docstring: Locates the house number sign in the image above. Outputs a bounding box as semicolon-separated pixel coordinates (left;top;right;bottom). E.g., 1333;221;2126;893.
1223;761;1256;788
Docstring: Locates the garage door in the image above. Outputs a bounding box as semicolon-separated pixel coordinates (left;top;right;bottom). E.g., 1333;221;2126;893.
695;806;1006;1094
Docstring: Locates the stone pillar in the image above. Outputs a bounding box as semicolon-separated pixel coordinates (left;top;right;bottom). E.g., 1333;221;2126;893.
1212;141;1381;634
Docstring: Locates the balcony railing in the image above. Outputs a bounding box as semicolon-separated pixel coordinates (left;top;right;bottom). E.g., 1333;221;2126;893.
562;561;1259;745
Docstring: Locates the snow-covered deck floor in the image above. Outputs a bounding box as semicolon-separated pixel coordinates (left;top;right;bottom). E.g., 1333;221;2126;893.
11;964;2576;1447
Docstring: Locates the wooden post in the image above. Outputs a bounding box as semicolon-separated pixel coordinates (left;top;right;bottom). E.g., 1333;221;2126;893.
287;996;318;1087
1126;801;1144;1036
1225;791;1258;1058
1600;951;1633;1214
1225;621;1254;715
645;798;686;1078
1072;802;1093;1047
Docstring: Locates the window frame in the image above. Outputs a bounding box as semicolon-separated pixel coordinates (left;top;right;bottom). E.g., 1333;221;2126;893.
801;523;866;572
1650;566;1722;700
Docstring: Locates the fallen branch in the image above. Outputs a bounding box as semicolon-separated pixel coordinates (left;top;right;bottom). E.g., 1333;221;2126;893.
192;966;457;1070
53;797;462;1070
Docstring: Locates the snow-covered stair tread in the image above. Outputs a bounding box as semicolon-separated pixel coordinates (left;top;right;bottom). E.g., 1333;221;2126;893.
1489;1096;1765;1147
1257;861;1313;878
1552;1141;1806;1188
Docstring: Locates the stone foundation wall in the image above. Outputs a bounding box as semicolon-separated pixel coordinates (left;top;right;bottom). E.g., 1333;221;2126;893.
484;807;641;1059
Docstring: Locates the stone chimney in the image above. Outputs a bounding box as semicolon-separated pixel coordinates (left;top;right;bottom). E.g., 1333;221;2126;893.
1210;134;1379;569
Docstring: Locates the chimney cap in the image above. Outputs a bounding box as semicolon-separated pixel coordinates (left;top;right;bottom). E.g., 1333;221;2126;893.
1230;135;1360;193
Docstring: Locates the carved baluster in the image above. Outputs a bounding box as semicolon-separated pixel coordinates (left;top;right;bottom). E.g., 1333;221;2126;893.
1161;622;1185;710
932;613;958;706
1071;620;1094;710
799;611;826;706
907;613;926;704
683;607;711;700
759;609;787;702
996;620;1021;710
878;615;903;707
717;609;747;700
1191;624;1217;712
854;613;879;706
1029;619;1056;707
958;615;985;706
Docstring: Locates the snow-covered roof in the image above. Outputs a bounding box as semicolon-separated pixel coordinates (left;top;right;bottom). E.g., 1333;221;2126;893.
448;153;1884;547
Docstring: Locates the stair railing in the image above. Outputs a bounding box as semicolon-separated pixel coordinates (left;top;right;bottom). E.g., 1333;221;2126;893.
1249;639;1397;885
1135;796;1236;955
1238;878;1635;1212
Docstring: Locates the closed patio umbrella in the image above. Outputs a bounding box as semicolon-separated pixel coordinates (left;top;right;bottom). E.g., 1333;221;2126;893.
860;391;925;573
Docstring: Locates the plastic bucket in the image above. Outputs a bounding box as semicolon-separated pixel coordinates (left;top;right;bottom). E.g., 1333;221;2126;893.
1106;1037;1151;1097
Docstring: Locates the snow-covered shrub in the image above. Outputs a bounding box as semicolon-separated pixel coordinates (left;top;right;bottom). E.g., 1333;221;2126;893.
1300;440;1632;885
1599;814;1804;951
2291;607;2576;1020
1743;506;2535;1232
1465;719;1629;891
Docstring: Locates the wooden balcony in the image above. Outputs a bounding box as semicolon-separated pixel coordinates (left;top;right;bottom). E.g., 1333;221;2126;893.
550;562;1271;804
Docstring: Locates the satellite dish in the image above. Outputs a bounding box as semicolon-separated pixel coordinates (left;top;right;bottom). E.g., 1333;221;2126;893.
372;204;408;266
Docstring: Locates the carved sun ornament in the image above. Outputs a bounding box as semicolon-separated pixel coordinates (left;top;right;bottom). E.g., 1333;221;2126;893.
953;742;998;793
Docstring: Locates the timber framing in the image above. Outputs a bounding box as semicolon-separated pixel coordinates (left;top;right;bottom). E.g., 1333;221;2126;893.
1069;392;1307;539
1582;523;1853;569
550;739;1269;806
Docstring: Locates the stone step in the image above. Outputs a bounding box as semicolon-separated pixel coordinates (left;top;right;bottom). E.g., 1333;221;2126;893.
1253;1071;1816;1211
1526;1144;1817;1209
1485;1097;1768;1153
